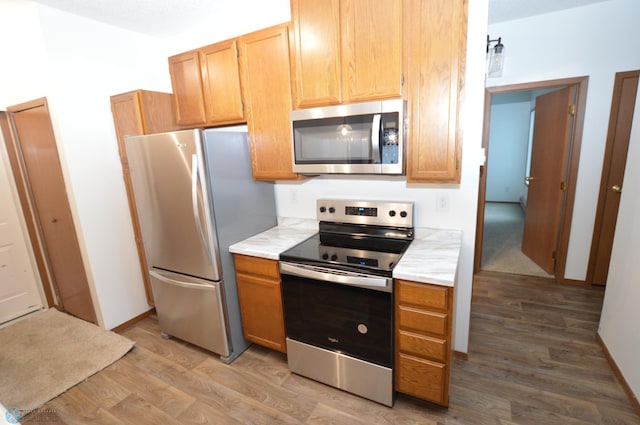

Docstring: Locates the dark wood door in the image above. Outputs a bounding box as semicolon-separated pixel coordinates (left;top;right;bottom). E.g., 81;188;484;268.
588;70;639;285
522;86;576;275
8;98;97;323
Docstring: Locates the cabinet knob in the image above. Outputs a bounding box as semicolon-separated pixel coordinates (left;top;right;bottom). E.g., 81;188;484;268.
612;185;622;193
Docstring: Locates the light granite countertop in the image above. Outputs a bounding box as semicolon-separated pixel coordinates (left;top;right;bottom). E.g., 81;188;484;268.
392;227;462;287
229;217;318;260
229;218;461;287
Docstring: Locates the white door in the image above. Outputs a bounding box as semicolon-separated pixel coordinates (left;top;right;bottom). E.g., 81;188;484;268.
0;140;43;324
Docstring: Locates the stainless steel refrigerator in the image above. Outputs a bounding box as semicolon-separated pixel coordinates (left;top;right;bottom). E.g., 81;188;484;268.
125;126;276;363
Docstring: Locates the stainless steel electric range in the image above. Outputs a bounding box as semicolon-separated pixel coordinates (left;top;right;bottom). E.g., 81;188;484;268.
279;199;414;406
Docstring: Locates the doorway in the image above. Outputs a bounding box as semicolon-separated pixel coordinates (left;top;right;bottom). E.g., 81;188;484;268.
474;77;589;284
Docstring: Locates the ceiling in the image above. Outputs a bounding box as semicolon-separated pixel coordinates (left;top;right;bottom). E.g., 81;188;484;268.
29;0;613;37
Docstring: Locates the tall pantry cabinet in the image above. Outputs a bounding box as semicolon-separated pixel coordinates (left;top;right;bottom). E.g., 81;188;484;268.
110;90;176;305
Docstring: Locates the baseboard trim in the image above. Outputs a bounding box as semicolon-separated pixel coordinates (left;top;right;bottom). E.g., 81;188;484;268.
557;276;590;286
111;308;155;333
454;351;468;361
596;332;640;417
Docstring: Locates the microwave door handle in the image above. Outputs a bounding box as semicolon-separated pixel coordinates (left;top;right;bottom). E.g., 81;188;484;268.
371;113;382;164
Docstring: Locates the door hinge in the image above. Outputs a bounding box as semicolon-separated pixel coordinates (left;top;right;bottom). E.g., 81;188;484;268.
560;181;567;191
552;250;557;260
456;158;460;170
569;104;576;116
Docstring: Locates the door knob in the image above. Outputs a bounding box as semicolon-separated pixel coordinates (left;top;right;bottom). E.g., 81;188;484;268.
525;176;536;183
612;185;622;193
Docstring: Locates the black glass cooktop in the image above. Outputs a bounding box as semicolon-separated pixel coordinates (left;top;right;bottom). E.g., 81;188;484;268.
279;222;413;276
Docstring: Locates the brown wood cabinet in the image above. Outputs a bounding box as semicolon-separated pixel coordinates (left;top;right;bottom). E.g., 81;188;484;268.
110;90;176;305
404;0;466;183
289;0;403;109
168;40;245;127
238;24;299;180
395;279;454;406
233;254;287;353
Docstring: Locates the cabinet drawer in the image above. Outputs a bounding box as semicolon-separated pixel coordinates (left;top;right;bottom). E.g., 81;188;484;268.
397;305;448;336
233;254;280;279
397;280;449;310
398;330;447;362
395;353;446;406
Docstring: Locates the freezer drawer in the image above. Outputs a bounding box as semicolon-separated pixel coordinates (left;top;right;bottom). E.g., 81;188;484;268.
149;268;230;357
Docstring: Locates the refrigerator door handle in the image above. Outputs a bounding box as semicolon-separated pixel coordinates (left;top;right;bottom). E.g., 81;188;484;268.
191;154;212;263
149;268;214;289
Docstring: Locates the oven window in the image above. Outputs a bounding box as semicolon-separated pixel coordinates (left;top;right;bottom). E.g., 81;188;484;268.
282;274;392;368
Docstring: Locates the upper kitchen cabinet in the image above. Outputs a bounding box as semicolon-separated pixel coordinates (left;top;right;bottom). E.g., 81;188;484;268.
404;0;466;183
168;40;245;127
289;0;403;109
110;90;176;305
239;24;299;180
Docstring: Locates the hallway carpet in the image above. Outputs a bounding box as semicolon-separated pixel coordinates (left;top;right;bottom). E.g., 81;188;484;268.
481;202;554;278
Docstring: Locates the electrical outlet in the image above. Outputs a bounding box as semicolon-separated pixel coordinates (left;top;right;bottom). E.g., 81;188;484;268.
436;192;449;212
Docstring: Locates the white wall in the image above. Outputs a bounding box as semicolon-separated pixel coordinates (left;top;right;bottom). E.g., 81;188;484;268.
0;1;173;329
0;0;292;330
598;83;640;401
275;0;489;354
486;91;531;203
162;0;291;56
487;0;640;281
0;0;488;351
0;0;49;106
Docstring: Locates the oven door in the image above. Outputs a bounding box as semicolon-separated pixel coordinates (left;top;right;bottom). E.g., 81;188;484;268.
280;262;393;368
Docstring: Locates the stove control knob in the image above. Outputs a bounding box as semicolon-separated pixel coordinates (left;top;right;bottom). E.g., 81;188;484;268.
329;207;335;213
400;211;408;218
388;210;396;217
330;254;338;261
319;206;326;213
322;253;329;260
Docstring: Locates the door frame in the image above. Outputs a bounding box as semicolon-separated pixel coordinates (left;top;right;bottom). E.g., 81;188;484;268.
473;76;589;284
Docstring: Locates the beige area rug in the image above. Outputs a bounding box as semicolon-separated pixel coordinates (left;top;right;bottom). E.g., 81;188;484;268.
0;309;134;412
481;202;554;278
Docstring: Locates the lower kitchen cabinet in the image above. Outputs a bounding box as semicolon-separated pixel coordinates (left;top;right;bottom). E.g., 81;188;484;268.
233;254;287;353
395;279;453;406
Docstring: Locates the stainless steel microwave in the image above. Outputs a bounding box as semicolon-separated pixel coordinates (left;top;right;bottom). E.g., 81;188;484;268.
290;99;405;175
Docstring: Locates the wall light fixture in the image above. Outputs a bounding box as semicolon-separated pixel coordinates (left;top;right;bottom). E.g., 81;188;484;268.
487;35;505;78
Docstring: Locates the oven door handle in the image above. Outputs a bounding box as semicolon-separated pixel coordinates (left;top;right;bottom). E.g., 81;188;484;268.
280;262;392;293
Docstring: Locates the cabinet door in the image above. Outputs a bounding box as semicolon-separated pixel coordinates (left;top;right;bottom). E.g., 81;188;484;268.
341;0;403;102
236;272;286;353
110;92;144;165
405;0;465;183
200;40;245;124
168;50;207;126
290;0;342;108
239;24;299;180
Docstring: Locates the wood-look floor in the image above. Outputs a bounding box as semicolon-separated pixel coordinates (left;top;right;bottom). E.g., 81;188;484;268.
23;271;640;424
